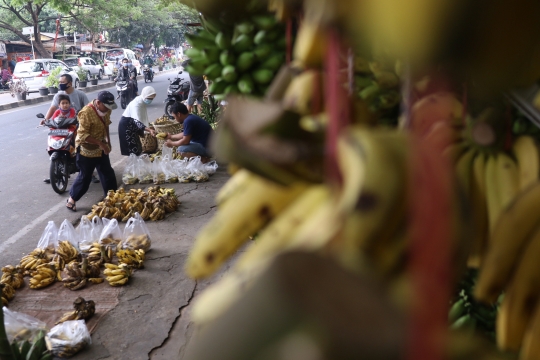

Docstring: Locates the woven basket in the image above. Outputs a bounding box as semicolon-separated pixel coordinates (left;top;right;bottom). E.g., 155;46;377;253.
153;121;183;136
140;133;157;154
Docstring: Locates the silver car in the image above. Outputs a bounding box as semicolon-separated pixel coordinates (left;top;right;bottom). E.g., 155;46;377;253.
12;59;80;92
64;57;104;79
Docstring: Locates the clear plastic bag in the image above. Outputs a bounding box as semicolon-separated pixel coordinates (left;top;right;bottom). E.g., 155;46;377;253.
57;219;79;248
137;154;153;184
99;218;122;249
172;158;190;182
162;142;173;160
37;221;59;250
3;307;47;343
77;216;93;252
152;156;166;184
204;160;218;175
122;153;138;185
161;155;178;183
122;212;152;252
186;156;209;183
90;217;103;244
47;320;92;358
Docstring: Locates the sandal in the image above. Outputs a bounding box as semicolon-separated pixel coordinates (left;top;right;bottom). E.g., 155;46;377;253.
66;199;77;212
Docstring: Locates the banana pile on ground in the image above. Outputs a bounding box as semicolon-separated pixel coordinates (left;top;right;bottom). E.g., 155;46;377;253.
86;187;179;222
29;263;58;289
1;282;15;305
185;13;286;98
56;240;79;264
1;265;24;290
103;263;132;287
19;248;54;275
62;258;103;291
56;297;96;325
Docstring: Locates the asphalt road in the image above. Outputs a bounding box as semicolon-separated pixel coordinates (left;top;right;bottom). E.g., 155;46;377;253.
0;69;189;260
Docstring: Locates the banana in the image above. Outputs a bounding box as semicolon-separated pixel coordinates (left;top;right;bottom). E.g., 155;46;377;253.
293;19;327;69
104;263;119;270
475;182;540;303
106;274;125;282
185;175;308;279
109;277;129;287
282;70;322;115
88;278;104;284
484;154;502;232
513;135;540;191
235;185;331;272
467;152;489;268
215;169;253;207
495;223;540;352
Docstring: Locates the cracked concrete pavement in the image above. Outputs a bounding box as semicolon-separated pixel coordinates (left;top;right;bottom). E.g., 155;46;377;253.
63;166;231;360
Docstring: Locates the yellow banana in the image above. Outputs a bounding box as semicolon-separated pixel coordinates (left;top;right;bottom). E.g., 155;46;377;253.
104;263;119;270
109;277;129;286
467;152;489;268
475;182;540;303
106;274;126;282
513;135;540;191
282;70;321;115
484;154;502;232
292;19;328;69
186;175;308;279
495;152;520;214
235;185;332;272
215;169;253;207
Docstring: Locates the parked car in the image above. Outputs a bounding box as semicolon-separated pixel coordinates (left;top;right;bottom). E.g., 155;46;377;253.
103;48;141;78
63;57;104;79
12;59;80;92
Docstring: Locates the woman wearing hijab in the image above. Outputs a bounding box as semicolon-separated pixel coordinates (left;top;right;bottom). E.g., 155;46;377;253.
118;86;157;156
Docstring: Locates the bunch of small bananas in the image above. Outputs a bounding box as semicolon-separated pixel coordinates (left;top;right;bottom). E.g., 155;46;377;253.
103;263;132;286
56;240;79;264
122;234;151;252
62;259;103;290
29;264;57;289
20;249;50;274
1;282;15;305
1;265;25;289
122;173;138;185
49;338;89;358
117;248;145;269
100;237;121;250
149;150;162;162
56;297;96;325
156;133;168;140
85;242;114;265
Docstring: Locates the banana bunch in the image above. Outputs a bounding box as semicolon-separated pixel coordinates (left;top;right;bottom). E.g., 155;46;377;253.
156;133;167;140
117;248;145;269
56;240;79;264
62;259;102;290
85;242;113;265
56;297;96;325
103;263;132;286
1;282;15;305
1;265;24;289
49;339;88;359
149;150;162;162
100;237;121;249
153;115;174;125
185;12;286;98
123;234;151;252
19;249;50;274
122;173;138;185
29;264;57;289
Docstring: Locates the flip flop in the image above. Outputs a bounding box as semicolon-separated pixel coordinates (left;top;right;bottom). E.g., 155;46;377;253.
66;199;77;212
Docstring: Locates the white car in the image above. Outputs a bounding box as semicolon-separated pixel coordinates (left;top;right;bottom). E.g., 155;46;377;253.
12;59;80;92
64;57;104;79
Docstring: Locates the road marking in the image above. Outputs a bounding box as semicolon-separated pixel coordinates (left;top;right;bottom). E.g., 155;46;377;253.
0;156;126;252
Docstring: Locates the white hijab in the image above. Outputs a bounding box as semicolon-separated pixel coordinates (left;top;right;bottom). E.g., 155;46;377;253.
122;86;156;126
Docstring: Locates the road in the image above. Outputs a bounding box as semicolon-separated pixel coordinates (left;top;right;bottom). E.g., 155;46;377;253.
0;69;189;264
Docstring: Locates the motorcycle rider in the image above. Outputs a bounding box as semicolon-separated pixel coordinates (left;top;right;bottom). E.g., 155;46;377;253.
115;58;138;96
143;55;154;79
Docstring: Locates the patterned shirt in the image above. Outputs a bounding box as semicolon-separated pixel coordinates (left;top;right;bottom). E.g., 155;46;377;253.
76;102;112;158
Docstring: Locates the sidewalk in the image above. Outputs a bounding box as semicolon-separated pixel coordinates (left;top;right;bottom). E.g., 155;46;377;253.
0;66;179;112
7;166;231;360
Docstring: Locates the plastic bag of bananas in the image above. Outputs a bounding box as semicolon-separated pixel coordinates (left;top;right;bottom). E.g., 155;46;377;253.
57;219;79;250
122;153;139;185
122;213;152;252
98;219;123;250
3;306;47;344
46;319;91;358
36;220;59;252
136;154;153;184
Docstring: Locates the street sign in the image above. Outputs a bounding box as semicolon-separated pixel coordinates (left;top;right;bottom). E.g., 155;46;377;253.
80;42;93;52
22;27;33;35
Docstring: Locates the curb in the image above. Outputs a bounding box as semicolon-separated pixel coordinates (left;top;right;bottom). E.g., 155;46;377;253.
0;67;180;113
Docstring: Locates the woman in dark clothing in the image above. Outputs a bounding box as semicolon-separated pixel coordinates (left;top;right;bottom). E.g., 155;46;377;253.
118;86;156;155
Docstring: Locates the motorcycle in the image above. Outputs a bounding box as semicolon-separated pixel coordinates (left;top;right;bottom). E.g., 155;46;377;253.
143;64;154;83
164;71;190;117
116;77;136;109
37;113;78;194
